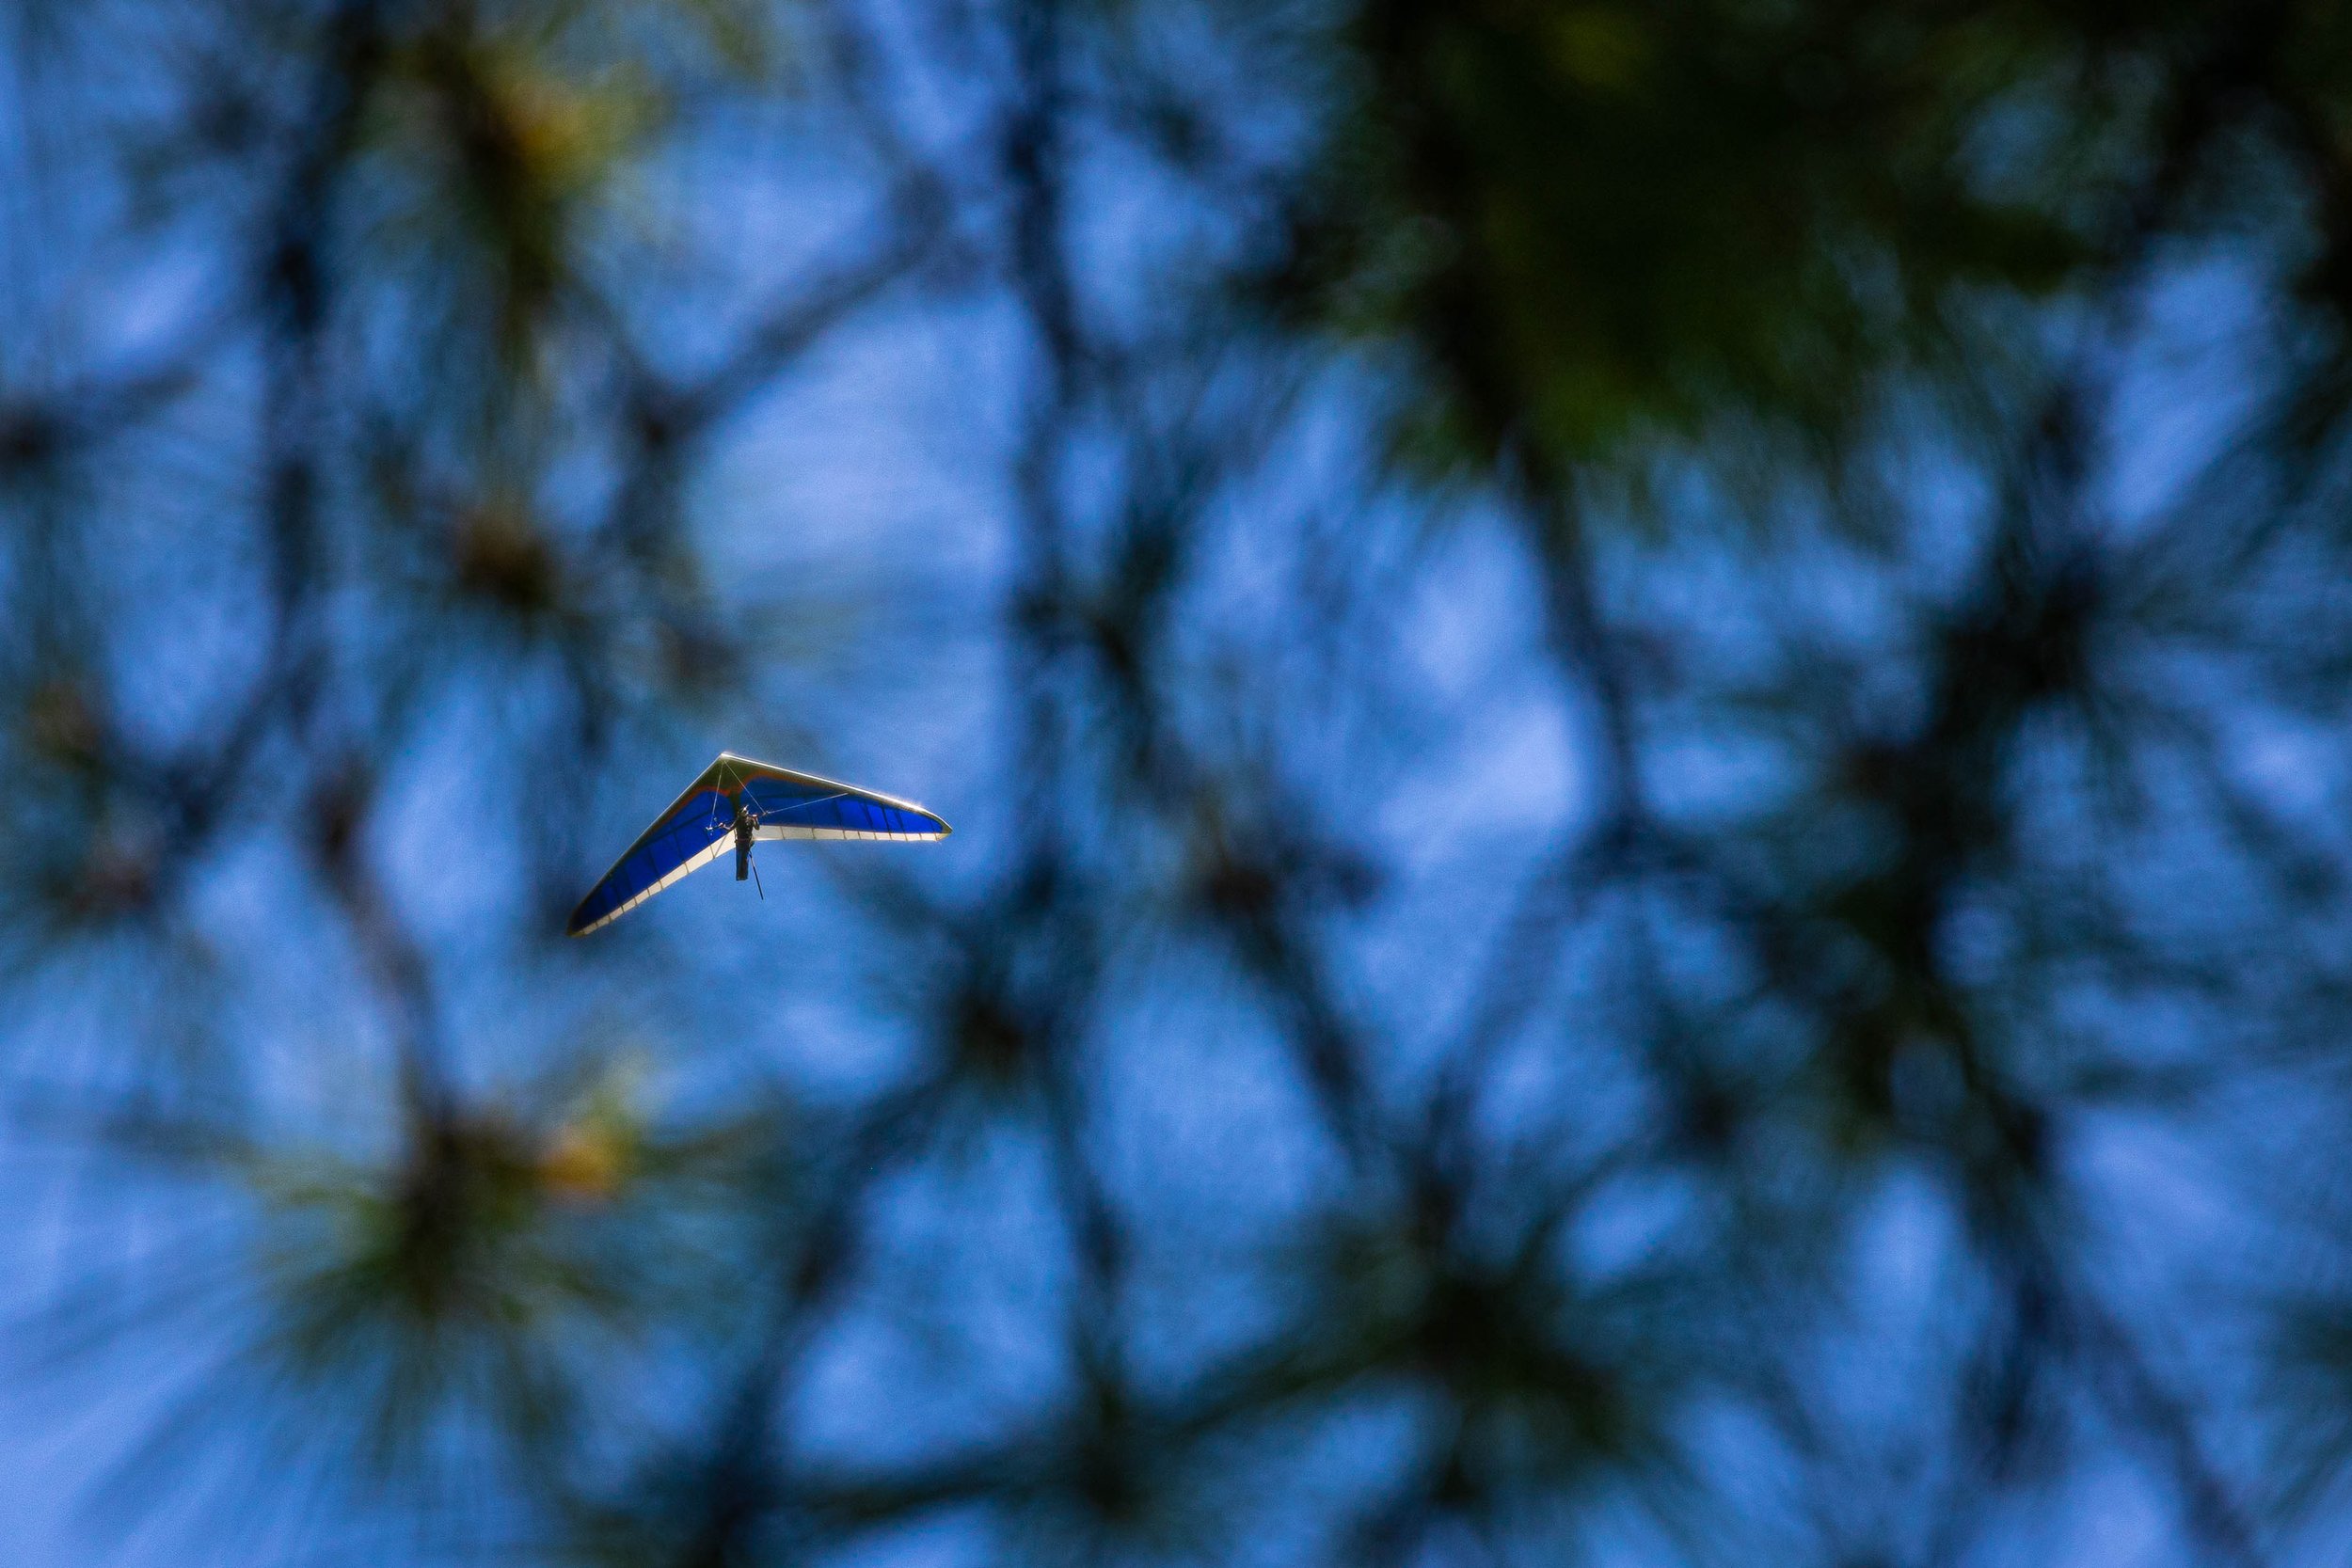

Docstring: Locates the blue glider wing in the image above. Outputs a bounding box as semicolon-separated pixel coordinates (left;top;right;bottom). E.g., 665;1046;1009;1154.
568;752;950;936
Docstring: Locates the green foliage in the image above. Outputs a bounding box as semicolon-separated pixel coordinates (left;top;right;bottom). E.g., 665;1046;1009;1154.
1270;1;2352;480
11;1;2352;1566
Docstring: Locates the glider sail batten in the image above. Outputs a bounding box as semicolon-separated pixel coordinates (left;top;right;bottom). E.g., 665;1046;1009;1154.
568;831;735;937
566;752;950;937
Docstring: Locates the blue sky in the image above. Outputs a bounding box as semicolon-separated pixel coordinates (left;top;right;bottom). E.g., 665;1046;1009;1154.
0;6;2341;1565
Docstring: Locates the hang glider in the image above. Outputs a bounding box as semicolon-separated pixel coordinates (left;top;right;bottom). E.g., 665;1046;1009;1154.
567;752;950;937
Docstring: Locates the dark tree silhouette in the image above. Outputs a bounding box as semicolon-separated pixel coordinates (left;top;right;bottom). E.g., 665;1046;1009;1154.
5;3;2352;1567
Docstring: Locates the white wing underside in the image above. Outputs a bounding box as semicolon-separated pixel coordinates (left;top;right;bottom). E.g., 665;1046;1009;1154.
569;822;949;937
569;833;730;937
755;825;952;843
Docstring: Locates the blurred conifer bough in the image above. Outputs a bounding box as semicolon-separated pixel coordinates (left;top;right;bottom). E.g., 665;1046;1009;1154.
8;1;2352;1565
